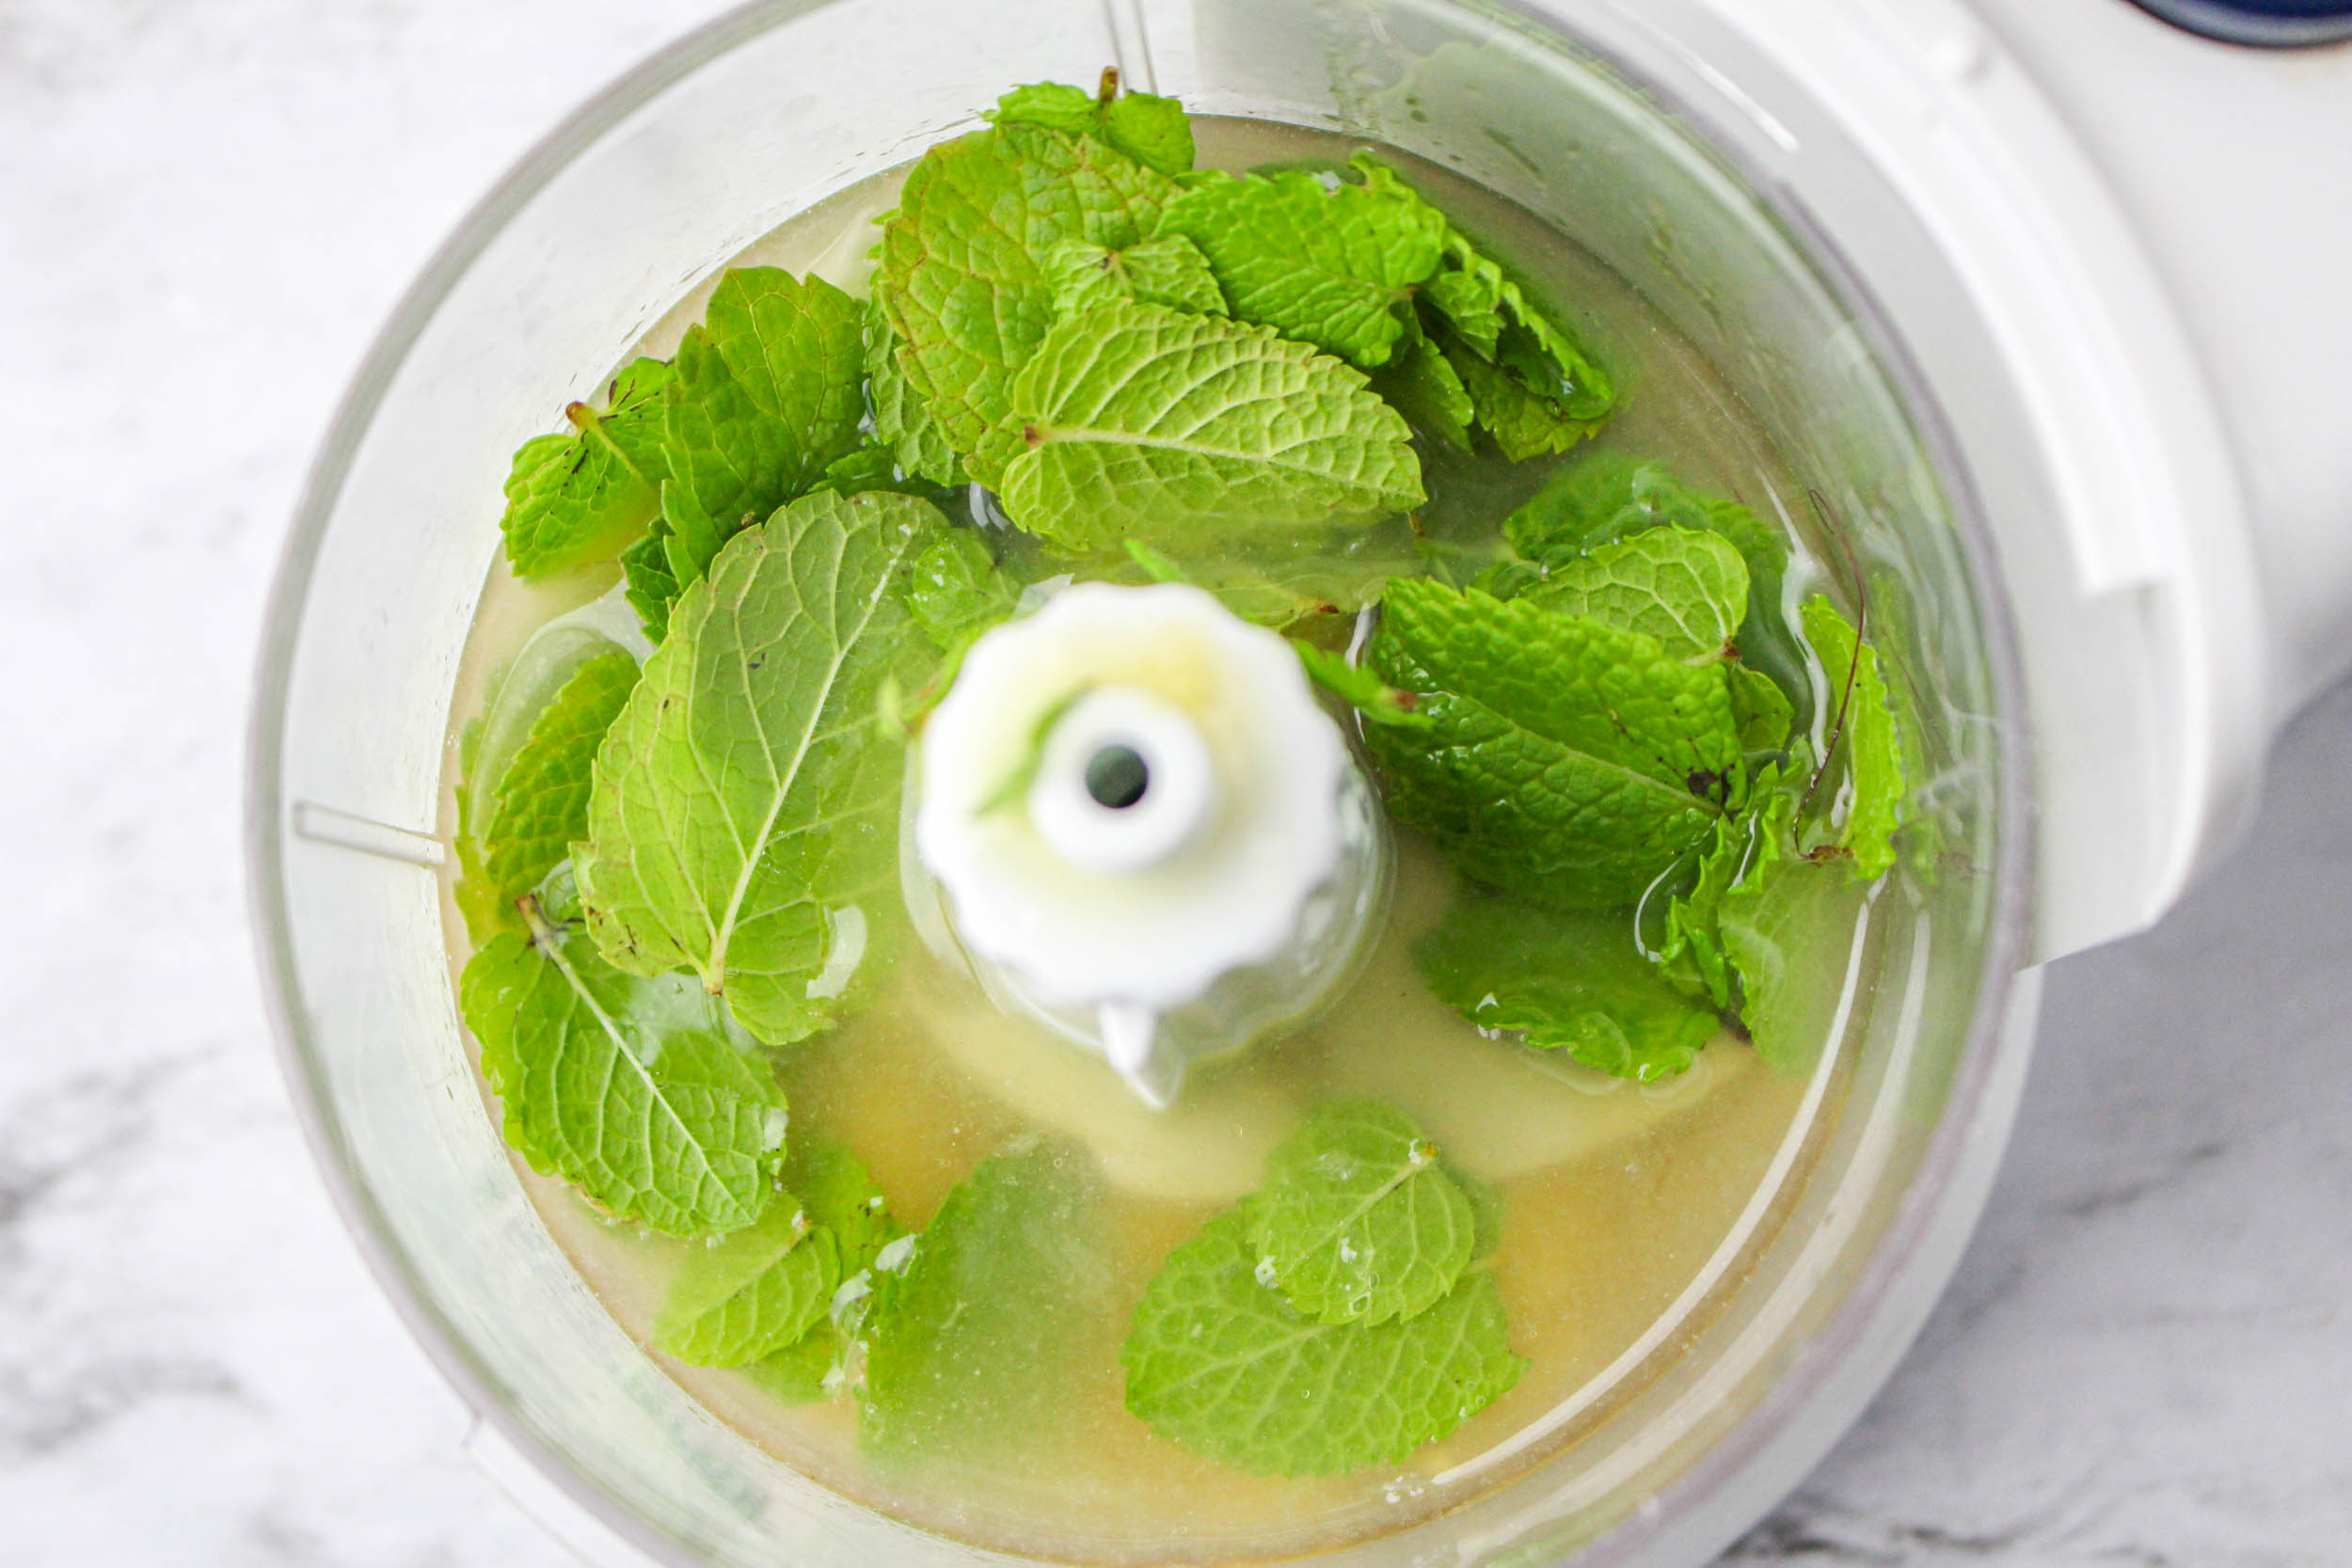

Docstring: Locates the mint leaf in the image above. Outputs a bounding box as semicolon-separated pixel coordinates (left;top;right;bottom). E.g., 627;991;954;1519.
1506;454;1806;723
457;905;785;1237
658;267;867;590
621;527;681;642
499;357;673;578
1248;1100;1474;1326
1655;807;1748;1010
904;529;1018;654
987;298;1423;551
1295;641;1428;727
859;1137;1114;1465
1043;234;1227;318
719;1138;896;1399
1522;524;1748;661
875;122;1177;483
576;490;946;1045
1437;331;1597;463
743;1323;842;1403
1086;522;1422;629
1152;158;1447;369
1451;1163;1505;1262
1718;796;1859;1074
1413;209;1614;457
1372;331;1475;451
988;80;1109;135
654;1203;840;1368
455;649;638;942
784;1133;896;1277
989;79;1196;176
865;293;963;489
1729;664;1796;752
1802;595;1915;882
1363;578;1741;911
1418;893;1719;1082
1101;90;1197;178
1120;1203;1524;1477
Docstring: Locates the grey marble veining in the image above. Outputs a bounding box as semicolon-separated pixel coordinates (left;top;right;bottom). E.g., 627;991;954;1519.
3;3;2346;1565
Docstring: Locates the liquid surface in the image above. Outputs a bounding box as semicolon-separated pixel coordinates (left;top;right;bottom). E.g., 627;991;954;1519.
440;118;1869;1561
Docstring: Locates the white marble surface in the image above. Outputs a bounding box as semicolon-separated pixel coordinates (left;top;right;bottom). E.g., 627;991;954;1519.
3;3;2345;1565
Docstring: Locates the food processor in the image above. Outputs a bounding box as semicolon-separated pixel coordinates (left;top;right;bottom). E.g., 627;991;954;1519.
246;1;2352;1563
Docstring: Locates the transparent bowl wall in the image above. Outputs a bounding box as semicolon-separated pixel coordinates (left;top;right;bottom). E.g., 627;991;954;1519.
250;1;2034;1564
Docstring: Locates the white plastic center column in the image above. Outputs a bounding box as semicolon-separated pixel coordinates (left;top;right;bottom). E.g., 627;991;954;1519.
909;583;1390;1107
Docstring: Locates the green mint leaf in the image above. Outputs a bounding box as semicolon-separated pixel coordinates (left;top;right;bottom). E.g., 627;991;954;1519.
621;526;682;642
457;907;786;1237
1434;329;1593;463
1043;234;1228;318
742;1323;843;1404
723;1138;896;1400
1506;454;1807;725
1295;641;1428;727
1729;663;1795;751
654;1203;841;1368
988;80;1197;176
1719;794;1858;1074
986;80;1106;135
1123;538;1189;582
859;1137;1114;1465
1363;578;1741;911
987;298;1423;551
1450;1163;1505;1263
576;490;946;1045
1152;157;1448;369
1120;1203;1524;1477
1656;811;1744;1010
1414;213;1614;457
1801;595;1911;881
1101;89;1197;177
1372;331;1475;451
1418;893;1718;1082
875;121;1178;484
1085;522;1422;629
456;649;639;942
1522;524;1748;661
784;1133;897;1277
905;529;1018;654
1248;1100;1475;1326
499;357;674;578
658;267;868;590
865;293;964;489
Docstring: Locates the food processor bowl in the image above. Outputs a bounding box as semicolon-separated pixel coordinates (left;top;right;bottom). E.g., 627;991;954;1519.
250;1;2049;1562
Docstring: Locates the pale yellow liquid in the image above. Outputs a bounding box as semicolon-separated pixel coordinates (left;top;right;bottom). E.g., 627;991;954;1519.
439;119;1867;1564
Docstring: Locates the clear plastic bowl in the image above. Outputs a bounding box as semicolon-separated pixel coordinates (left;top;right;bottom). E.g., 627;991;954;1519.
248;1;2037;1563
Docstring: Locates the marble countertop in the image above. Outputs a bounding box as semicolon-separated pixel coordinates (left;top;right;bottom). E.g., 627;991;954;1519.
4;3;2344;1563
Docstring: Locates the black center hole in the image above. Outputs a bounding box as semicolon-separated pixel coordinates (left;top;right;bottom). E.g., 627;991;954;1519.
1085;745;1150;810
